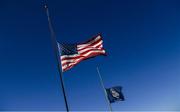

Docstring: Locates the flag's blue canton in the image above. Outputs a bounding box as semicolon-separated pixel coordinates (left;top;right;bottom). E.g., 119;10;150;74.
60;44;78;55
106;86;125;103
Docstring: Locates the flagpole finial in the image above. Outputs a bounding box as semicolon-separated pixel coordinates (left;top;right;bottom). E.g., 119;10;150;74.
44;4;48;9
42;0;48;9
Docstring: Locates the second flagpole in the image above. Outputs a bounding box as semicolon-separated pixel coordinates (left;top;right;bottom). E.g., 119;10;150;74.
96;66;113;112
44;4;69;112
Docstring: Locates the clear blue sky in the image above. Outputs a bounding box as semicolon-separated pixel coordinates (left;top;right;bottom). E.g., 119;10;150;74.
0;0;180;111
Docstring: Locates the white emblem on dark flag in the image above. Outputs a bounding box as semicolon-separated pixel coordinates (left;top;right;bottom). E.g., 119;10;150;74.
110;88;120;98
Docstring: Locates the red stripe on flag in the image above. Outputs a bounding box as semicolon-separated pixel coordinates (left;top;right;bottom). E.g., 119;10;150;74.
62;51;106;71
61;48;105;61
77;37;102;51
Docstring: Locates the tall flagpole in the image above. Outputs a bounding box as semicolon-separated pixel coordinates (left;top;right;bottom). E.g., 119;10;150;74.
96;66;113;112
44;4;69;112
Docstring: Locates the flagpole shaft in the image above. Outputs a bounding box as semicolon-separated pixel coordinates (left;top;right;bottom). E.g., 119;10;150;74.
96;66;113;112
44;4;69;112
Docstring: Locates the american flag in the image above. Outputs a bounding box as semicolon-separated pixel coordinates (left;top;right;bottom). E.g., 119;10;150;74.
57;34;106;72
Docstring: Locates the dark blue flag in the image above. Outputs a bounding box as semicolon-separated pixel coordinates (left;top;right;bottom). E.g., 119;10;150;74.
106;86;125;103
